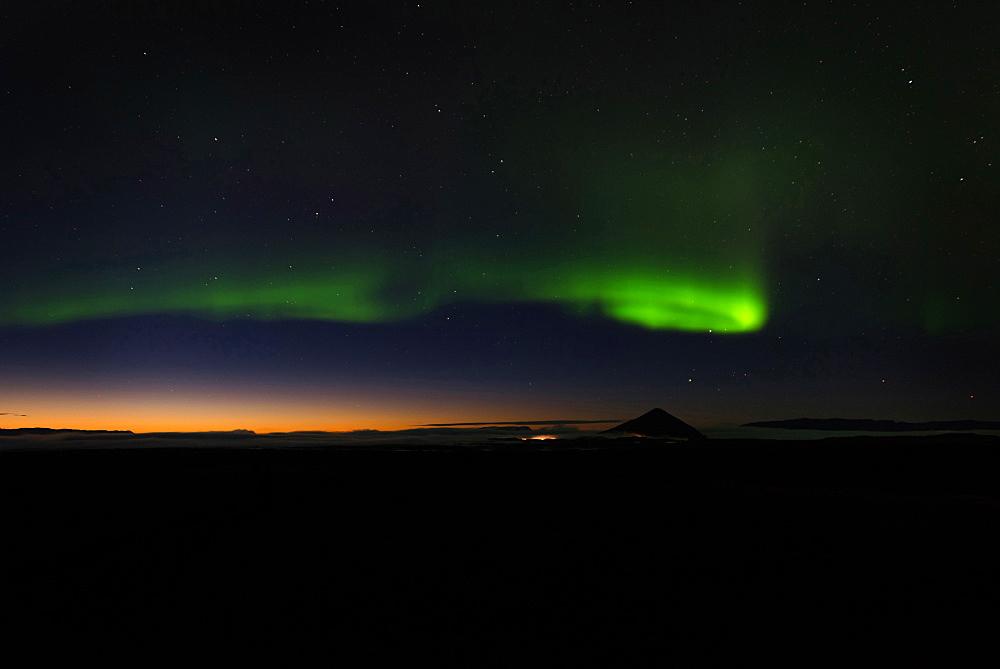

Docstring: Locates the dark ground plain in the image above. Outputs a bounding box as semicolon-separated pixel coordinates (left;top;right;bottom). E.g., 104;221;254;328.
2;434;998;666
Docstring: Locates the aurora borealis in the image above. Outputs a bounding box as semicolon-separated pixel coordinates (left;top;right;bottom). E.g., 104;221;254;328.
2;254;768;333
1;1;997;432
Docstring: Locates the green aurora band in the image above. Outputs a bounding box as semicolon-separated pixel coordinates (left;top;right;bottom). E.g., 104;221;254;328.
3;140;794;333
2;150;782;332
2;253;766;332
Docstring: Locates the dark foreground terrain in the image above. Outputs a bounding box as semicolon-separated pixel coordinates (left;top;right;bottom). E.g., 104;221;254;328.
2;435;998;665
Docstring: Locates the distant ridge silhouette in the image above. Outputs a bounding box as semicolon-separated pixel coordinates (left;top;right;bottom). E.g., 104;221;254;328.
743;418;1000;432
0;428;133;435
603;408;706;440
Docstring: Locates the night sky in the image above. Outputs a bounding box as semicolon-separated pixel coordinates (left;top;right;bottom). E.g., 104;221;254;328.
1;1;997;432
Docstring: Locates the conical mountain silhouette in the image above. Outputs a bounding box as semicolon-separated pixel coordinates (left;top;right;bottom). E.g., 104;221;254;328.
603;408;706;440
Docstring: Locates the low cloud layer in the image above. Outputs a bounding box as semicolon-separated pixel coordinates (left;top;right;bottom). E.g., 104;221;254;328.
418;420;621;426
0;424;615;450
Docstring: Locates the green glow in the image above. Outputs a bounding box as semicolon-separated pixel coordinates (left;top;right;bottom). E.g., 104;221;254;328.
561;274;766;332
3;261;410;326
2;253;767;332
464;261;768;332
2;148;777;332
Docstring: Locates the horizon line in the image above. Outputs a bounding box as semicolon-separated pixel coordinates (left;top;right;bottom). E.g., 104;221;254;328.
416;419;623;426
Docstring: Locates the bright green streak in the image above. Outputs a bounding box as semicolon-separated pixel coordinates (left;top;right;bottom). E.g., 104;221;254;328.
560;273;765;332
441;254;766;332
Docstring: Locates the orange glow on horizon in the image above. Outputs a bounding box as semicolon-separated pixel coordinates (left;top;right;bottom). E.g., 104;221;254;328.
0;384;625;434
0;402;458;433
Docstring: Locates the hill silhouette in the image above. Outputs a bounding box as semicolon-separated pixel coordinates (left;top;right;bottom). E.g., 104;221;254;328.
603;408;706;440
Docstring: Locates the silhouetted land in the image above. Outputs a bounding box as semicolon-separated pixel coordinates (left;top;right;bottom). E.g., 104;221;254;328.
603;407;707;439
744;417;1000;431
2;434;997;664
